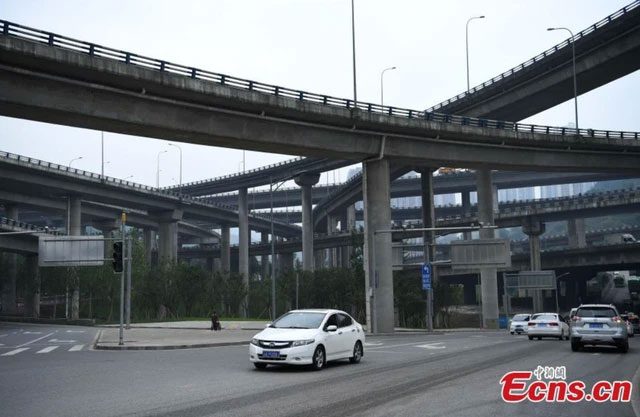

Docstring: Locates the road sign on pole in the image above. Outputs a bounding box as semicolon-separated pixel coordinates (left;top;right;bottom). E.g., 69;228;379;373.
422;263;432;290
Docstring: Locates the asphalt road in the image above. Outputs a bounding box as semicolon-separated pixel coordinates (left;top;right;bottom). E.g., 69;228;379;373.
1;322;638;417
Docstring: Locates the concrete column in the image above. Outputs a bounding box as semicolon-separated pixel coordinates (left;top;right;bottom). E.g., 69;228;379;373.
261;232;269;280
461;191;472;240
67;196;82;236
363;159;393;333
295;174;320;272
25;255;40;318
220;225;230;275
1;205;18;314
568;218;586;248
327;214;340;268
419;168;436;331
492;185;499;214
143;228;154;266
476;169;499;329
158;221;178;262
346;204;356;231
238;188;249;316
523;218;545;313
279;252;294;276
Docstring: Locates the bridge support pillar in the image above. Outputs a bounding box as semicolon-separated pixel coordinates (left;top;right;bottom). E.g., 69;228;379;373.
1;205;18;315
419;168;436;331
279;252;294;276
477;169;499;329
220;225;231;275
238;188;249;316
261;232;269;280
24;254;40;318
155;209;182;264
461;191;472;240
295;174;320;272
567;218;586;248
327;214;340;268
66;196;82;320
523;217;546;313
142;228;155;266
363;159;393;333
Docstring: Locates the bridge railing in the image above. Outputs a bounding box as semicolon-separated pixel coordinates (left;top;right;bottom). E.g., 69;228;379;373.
426;0;640;112
0;151;300;232
1;216;61;234
2;13;639;141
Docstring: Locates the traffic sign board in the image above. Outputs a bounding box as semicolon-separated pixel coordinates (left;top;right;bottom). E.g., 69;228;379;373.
422;263;432;290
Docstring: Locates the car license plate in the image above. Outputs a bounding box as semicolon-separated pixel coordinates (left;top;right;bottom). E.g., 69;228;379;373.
262;351;280;359
538;323;546;327
590;323;603;329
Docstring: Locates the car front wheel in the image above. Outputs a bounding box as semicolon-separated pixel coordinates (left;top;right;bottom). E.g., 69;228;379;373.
618;340;629;353
349;341;363;364
311;346;325;370
571;338;581;352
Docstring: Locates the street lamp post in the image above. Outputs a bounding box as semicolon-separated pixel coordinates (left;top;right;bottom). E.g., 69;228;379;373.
351;0;358;110
466;15;485;91
548;27;579;135
380;66;396;108
168;143;183;194
156;150;167;188
270;177;286;321
68;156;83;168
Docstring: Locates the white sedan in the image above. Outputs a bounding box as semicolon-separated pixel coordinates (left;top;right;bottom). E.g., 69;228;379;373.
527;313;570;340
249;309;365;370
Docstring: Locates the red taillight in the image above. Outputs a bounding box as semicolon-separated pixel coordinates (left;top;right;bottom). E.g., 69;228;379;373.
528;322;535;326
572;316;580;321
612;316;622;323
549;322;559;326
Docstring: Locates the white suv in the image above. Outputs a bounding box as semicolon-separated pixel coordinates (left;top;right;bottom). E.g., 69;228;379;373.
570;304;628;353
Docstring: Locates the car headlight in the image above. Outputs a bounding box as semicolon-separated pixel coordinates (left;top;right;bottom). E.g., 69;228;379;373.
292;339;315;347
251;338;260;346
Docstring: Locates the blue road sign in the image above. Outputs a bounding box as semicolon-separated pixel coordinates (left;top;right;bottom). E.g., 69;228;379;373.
422;263;432;290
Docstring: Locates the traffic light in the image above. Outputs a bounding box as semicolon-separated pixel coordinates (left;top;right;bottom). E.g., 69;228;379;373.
112;241;123;272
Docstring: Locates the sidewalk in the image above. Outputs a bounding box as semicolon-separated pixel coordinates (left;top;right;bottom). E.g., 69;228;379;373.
94;320;500;351
95;327;257;350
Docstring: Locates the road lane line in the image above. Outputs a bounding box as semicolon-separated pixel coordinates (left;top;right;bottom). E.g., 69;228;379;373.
69;344;84;352
36;346;59;354
0;334;8;338
66;330;85;333
1;348;29;356
17;332;56;347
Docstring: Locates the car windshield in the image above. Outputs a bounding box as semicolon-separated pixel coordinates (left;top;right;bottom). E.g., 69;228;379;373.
270;312;326;329
512;314;529;321
532;314;556;321
576;307;616;318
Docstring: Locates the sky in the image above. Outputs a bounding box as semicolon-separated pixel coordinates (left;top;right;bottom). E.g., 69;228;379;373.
1;0;638;190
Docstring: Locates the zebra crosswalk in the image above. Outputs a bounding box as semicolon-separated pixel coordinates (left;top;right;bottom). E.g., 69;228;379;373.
1;344;86;356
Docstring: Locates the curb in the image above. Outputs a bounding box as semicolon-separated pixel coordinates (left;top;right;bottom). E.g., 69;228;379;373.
93;340;249;351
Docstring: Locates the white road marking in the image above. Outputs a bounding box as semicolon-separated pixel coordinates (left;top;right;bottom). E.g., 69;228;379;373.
365;342;383;346
416;342;446;350
470;335;487;338
65;330;85;333
23;331;42;335
17;332;55;347
0;334;7;338
0;343;4;346
1;348;29;356
49;339;76;343
37;346;59;354
69;344;84;352
366;350;398;354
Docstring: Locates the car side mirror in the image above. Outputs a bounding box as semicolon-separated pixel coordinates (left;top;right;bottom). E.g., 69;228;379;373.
326;325;338;332
265;322;272;328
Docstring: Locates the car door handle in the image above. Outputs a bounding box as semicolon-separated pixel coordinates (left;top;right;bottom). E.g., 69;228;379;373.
351;329;356;332
338;331;343;335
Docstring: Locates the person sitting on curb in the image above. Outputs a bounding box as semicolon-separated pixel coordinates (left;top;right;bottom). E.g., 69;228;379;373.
211;311;221;331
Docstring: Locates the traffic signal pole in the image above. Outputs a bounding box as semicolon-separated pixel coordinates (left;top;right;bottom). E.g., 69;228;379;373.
118;213;126;346
125;236;132;329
